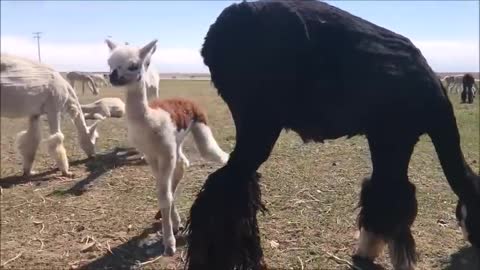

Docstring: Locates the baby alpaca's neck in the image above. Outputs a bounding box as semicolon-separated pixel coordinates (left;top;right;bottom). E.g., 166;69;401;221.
125;80;149;120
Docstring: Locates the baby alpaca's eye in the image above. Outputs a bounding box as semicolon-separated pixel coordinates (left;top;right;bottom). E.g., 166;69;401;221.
128;64;139;71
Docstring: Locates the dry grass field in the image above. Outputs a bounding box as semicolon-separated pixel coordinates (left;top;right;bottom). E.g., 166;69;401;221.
1;79;479;270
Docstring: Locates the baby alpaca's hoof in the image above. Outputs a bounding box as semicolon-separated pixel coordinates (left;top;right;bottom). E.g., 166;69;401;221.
173;225;185;235
163;246;176;256
23;170;37;178
62;171;74;178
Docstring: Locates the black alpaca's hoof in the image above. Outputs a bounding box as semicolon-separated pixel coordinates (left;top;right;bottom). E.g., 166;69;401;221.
456;199;480;249
352;254;370;264
352;255;386;270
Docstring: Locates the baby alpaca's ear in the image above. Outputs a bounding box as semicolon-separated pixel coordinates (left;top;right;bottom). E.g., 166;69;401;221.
105;39;118;51
139;39;158;59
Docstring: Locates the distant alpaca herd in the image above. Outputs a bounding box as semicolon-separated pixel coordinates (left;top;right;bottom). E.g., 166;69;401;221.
0;1;478;270
441;74;478;103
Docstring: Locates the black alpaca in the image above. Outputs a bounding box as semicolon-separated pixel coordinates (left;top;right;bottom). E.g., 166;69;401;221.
185;1;480;270
462;73;475;104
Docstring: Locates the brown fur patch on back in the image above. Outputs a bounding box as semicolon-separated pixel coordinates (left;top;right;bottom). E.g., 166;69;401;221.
149;98;207;130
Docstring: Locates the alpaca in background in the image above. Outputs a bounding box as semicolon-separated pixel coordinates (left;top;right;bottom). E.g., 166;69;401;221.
441;74;478;99
441;74;464;94
81;97;125;120
89;73;110;88
66;71;99;95
461;73;476;104
1;54;101;177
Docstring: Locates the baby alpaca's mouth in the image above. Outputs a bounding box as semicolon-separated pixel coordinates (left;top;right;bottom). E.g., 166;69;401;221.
109;76;129;86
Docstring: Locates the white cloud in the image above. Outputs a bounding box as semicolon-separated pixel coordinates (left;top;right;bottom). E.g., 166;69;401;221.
1;35;478;73
0;35;208;73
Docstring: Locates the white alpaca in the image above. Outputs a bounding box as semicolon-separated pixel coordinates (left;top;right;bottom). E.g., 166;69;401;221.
105;39;229;256
81;97;125;120
89;73;110;88
1;54;100;177
66;71;99;95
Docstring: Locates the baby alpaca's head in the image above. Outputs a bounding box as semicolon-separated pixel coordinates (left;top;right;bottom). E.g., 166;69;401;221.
105;39;157;87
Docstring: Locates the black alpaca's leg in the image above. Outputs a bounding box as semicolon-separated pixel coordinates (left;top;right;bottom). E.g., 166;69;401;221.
355;132;419;270
467;86;474;104
185;117;281;270
461;85;467;103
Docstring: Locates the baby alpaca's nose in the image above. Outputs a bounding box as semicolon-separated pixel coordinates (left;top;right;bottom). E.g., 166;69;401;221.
109;69;118;83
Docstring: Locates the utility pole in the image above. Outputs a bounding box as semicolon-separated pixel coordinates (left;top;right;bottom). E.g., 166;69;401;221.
33;32;42;63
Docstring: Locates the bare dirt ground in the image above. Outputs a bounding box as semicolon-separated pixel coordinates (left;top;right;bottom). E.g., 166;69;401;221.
1;80;478;270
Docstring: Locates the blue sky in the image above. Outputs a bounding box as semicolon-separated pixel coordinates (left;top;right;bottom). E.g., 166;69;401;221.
1;1;479;72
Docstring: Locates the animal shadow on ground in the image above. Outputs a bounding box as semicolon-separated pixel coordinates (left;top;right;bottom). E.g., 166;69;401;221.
0;156;96;189
47;147;147;196
78;222;187;270
442;246;480;270
1;168;62;188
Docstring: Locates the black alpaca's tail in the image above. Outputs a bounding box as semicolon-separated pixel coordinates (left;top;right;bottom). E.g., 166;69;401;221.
426;90;480;246
427;96;479;196
184;167;267;270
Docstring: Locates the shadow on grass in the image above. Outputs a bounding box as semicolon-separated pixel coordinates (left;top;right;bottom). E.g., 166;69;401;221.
0;156;94;189
48;147;147;196
79;222;186;270
442;246;480;270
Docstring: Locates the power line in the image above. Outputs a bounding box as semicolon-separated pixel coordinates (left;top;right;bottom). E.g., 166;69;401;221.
33;32;42;63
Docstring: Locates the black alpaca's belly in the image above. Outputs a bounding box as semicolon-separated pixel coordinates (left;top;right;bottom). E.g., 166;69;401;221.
284;107;366;142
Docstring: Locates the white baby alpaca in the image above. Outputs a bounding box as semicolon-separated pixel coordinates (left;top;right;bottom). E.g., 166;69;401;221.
105;39;229;256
